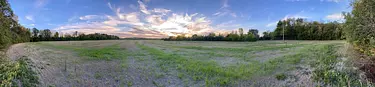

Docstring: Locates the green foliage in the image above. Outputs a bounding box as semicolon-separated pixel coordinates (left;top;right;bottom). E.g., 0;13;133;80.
265;18;343;40
31;30;120;42
0;57;39;87
344;0;375;56
310;44;364;86
0;0;31;48
164;28;258;42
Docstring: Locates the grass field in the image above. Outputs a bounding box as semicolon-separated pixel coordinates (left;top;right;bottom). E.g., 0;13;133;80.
5;40;366;86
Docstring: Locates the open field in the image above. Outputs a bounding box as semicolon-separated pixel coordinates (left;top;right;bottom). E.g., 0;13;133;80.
6;40;362;86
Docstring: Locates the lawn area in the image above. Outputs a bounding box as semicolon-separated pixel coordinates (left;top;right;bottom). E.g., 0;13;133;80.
5;40;366;86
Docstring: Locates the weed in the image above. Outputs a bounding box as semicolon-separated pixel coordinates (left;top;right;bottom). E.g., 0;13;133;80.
127;81;133;87
275;73;287;80
178;73;184;79
94;73;102;79
309;44;366;86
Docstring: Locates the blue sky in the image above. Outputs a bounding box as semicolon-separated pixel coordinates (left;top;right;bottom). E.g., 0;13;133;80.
9;0;350;38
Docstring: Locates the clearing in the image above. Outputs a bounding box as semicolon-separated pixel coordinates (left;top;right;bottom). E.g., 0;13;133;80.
6;40;360;86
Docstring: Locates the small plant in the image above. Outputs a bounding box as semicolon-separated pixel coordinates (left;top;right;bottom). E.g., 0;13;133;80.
94;73;102;79
178;73;184;79
275;73;287;80
127;81;133;87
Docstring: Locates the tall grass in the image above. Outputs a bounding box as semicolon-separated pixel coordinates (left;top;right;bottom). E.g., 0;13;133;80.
309;44;368;86
0;56;39;86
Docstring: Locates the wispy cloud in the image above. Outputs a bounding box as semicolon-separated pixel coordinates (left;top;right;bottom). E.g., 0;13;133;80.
35;0;48;8
138;0;151;14
325;13;344;21
25;15;34;22
266;21;278;27
79;15;104;20
54;0;217;38
212;0;237;18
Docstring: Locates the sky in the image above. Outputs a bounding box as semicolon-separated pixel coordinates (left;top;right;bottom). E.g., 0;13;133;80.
9;0;351;38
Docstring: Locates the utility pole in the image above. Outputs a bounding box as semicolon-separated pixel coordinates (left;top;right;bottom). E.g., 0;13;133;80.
283;23;285;43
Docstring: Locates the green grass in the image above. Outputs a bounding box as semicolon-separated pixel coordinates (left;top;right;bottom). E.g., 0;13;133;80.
78;45;124;60
0;56;39;87
37;43;126;60
26;40;367;86
137;42;300;86
173;43;306;53
138;41;363;86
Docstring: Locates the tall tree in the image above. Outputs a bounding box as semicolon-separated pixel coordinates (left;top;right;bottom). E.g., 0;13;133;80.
54;32;59;38
32;28;39;37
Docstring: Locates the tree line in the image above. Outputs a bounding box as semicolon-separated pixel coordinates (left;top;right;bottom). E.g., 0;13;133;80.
164;18;344;42
264;18;344;40
163;28;259;42
0;0;31;49
30;29;120;42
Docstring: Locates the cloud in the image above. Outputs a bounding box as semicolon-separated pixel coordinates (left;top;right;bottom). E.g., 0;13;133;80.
221;0;229;9
54;0;217;38
138;0;150;14
25;15;34;22
266;21;278;27
325;13;344;20
212;0;237;18
29;24;35;27
68;15;79;22
79;15;104;20
152;8;171;15
282;14;309;20
35;0;48;8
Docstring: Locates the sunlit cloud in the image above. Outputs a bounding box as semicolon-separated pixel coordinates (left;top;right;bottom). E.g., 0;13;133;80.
79;15;103;20
54;0;219;38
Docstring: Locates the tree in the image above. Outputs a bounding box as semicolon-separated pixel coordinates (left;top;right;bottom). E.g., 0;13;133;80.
32;28;39;37
0;0;30;48
53;32;59;40
248;29;259;39
344;0;375;55
40;29;52;41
